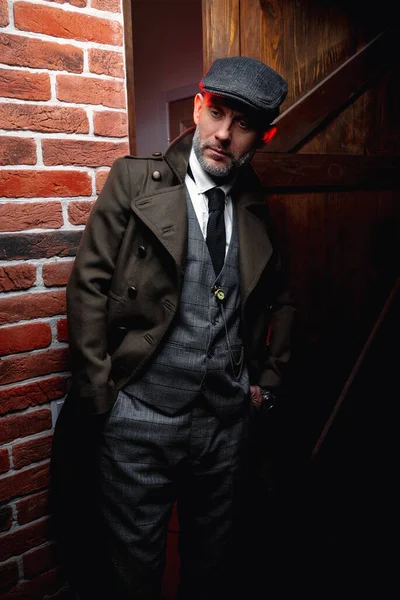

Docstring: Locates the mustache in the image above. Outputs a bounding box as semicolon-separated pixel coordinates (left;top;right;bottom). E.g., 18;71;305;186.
202;143;233;158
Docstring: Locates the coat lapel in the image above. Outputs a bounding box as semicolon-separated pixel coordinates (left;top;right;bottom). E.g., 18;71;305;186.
129;128;195;270
132;185;188;269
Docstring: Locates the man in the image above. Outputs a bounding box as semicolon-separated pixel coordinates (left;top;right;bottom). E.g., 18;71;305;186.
51;56;295;600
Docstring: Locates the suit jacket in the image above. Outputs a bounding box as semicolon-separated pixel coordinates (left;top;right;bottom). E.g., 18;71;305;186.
66;127;295;416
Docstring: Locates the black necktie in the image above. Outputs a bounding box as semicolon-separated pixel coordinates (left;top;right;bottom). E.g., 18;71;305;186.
206;187;226;276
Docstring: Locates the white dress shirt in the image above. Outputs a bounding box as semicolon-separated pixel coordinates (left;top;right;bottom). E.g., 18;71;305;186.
185;148;236;256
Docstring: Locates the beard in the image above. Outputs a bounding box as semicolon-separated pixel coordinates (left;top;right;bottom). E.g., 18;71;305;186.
192;127;256;180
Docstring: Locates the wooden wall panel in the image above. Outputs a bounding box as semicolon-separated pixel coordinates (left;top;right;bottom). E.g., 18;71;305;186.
202;0;240;72
198;1;400;592
202;0;400;452
122;0;136;154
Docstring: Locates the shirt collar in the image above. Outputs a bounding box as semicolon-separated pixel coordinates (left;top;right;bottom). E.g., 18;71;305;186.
188;148;236;198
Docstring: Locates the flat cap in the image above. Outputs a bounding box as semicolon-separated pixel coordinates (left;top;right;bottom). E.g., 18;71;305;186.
200;56;288;123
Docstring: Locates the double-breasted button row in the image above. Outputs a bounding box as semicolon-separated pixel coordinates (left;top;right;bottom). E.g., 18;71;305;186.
127;246;146;299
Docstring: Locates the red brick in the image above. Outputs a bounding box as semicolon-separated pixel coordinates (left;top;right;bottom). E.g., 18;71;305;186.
0;448;10;474
16;490;49;525
23;542;58;578
43;139;128;167
0;264;36;293
56;318;68;342
0;69;50;101
57;74;126;109
0;290;66;325
94;110;127;137
0;464;49;507
0;322;52;357
0;170;91;198
0;202;63;233
0;560;19;590
0;376;68;416
43;261;73;287
92;0;120;11
0;32;83;73
0;506;13;533
0;0;9;27
0;137;36;166
13;433;53;470
0;517;49;561
0;103;89;134
2;230;83;261
89;48;124;78
95;168;110;193
50;0;86;6
0;567;66;600
67;200;94;225
0;348;69;386
0;408;51;445
14;2;122;46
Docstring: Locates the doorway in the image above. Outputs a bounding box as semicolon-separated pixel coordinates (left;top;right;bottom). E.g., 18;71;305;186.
131;0;202;155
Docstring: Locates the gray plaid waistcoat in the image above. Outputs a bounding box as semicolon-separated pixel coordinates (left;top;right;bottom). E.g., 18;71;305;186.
123;189;249;417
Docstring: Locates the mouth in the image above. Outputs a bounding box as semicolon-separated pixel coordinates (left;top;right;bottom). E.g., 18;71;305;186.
206;146;231;160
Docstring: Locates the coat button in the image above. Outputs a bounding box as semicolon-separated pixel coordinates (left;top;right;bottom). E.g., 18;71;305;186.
152;170;162;181
152;152;162;157
138;245;146;257
128;285;137;298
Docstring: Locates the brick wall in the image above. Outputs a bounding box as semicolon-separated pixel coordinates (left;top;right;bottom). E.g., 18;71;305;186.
0;0;129;597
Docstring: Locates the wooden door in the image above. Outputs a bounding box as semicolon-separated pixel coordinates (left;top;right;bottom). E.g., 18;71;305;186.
203;0;399;457
202;0;400;592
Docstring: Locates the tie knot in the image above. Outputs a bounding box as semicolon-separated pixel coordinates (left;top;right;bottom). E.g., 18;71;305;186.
206;187;225;213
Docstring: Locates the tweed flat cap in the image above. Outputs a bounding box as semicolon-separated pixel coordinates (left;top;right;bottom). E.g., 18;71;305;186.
200;56;288;123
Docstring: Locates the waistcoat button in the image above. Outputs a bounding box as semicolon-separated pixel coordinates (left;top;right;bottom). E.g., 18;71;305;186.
152;170;162;181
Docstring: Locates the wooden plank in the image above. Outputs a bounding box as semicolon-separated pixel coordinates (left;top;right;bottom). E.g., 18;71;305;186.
202;0;240;72
263;30;396;153
252;153;400;189
239;0;262;59
122;0;136;155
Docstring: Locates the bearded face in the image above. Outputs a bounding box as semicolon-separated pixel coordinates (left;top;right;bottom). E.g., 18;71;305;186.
192;93;262;179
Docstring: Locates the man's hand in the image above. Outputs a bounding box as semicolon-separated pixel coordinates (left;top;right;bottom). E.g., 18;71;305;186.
250;386;276;411
250;385;263;410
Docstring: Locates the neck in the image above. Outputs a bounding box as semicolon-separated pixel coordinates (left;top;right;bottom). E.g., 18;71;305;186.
210;172;236;187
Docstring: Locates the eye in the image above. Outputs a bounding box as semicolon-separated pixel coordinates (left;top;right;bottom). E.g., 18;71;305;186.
210;108;221;118
237;119;249;130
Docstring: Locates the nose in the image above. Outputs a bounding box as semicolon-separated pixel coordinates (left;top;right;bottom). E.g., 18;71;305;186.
215;119;232;144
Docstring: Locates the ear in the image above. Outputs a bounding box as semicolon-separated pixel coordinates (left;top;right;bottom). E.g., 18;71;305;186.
193;93;204;125
262;126;277;146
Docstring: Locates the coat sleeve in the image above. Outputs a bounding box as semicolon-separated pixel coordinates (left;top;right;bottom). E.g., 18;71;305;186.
257;254;296;394
255;202;296;394
66;157;133;415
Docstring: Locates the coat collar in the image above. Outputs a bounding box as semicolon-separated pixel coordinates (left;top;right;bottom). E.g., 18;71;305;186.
132;128;273;302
